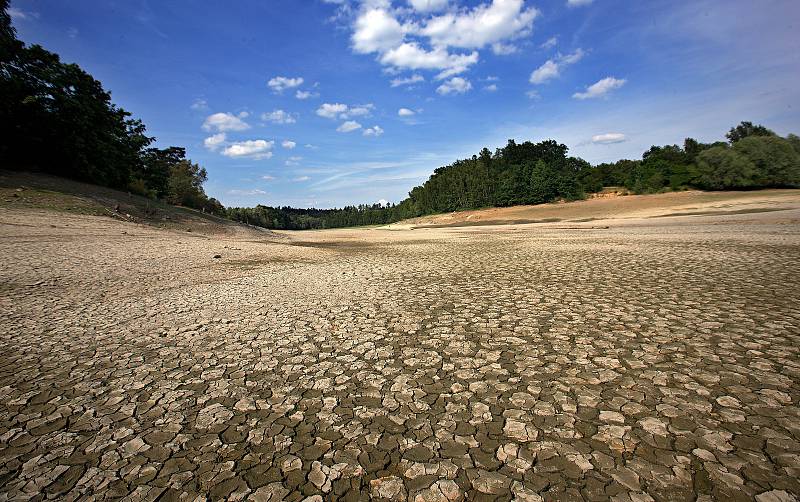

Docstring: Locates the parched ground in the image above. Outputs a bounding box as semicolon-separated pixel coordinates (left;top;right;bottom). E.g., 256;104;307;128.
1;193;800;501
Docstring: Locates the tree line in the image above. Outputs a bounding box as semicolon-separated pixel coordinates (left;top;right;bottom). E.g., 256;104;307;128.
2;2;798;231
226;123;800;229
0;1;223;215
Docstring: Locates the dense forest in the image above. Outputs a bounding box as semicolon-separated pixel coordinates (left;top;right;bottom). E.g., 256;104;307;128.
0;0;223;215
227;123;800;229
2;2;798;231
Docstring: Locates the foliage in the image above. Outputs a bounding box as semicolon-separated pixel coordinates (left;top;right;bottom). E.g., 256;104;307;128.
726;121;776;144
0;1;217;213
695;146;755;190
732;135;800;187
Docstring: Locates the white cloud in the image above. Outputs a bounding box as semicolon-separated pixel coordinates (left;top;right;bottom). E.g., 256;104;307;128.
398;108;415;116
285;156;303;166
567;0;593;7
282;140;297;149
526;89;540;99
491;42;518;55
541;36;558;49
573;77;627;99
390;74;425;87
408;0;448;13
592;133;627;144
267;76;304;93
484;84;498;92
529;60;559;84
191;99;208;111
380;43;478;79
292;176;311;182
352;8;406;54
261;175;275;181
316;103;373;120
8;7;38;20
295;90;319;100
347;104;375;117
262;109;297;124
203;133;226;151
436;77;472;95
221;140;274;160
227;189;267;196
363;125;384;136
202;112;250;132
317;103;349;119
420;0;538;50
378;198;389;205
529;48;584;84
345;0;539;82
337;121;363;133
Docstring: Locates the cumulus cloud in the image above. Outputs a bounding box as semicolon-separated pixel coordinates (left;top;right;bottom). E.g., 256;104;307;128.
380;43;478;79
262;109;297;124
398;108;415;116
203;133;226;151
420;0;538;50
267;76;304;93
337;121;363;133
390;74;425;87
317;103;349;119
317;103;373;120
529;48;584;84
573;77;627;99
295;90;319;100
352;8;406;54
348;0;537;82
530;60;559;85
484;84;498;92
202;112;250;132
408;0;448;13
285;156;302;166
592;133;627;144
436;77;472;95
282;140;297;149
567;0;593;6
221;140;274;160
363;125;384;136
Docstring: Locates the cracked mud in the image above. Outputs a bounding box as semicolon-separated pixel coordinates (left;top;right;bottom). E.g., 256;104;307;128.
1;209;799;501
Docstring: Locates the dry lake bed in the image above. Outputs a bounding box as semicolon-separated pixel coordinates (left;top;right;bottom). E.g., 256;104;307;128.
1;192;800;501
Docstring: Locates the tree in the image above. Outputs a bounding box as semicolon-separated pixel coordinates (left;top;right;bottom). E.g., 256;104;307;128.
726;121;776;144
733;136;800;187
168;160;209;208
695;146;755;190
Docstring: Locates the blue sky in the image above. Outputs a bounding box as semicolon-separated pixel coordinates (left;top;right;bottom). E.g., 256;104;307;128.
9;0;800;208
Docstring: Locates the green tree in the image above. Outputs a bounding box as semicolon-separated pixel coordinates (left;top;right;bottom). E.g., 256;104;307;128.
168;160;209;208
726;121;776;144
695;146;755;190
733;136;800;187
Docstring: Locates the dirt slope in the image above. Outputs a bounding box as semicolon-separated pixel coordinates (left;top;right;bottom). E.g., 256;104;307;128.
391;189;800;229
0;170;270;237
